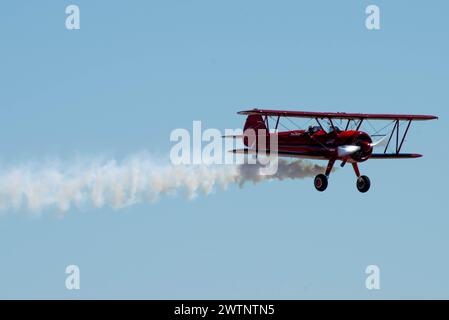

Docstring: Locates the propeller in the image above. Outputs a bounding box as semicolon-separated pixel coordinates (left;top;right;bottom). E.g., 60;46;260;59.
337;145;361;157
337;136;387;157
370;135;389;147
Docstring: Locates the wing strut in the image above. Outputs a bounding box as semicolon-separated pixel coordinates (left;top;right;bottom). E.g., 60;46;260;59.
383;120;413;154
397;120;412;153
315;118;325;131
345;119;351;131
275;116;280;131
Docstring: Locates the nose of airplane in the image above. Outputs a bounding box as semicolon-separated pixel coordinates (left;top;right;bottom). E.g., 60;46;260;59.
337;145;361;157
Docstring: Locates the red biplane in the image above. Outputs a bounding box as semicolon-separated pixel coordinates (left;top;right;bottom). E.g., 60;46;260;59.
232;108;438;192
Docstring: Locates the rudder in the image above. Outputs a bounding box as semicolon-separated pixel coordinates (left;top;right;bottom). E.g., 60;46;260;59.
243;115;268;148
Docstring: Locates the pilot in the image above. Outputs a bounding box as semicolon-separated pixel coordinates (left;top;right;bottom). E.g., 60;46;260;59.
308;125;320;134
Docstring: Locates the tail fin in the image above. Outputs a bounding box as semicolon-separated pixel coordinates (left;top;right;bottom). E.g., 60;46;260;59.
243;115;268;148
243;115;267;132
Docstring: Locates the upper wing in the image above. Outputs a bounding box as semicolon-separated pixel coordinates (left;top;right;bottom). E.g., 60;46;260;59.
238;108;438;121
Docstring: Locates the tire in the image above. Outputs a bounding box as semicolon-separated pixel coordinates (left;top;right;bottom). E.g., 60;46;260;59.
314;174;328;192
356;175;371;193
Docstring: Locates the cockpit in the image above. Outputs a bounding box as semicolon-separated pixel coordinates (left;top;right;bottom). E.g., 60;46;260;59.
308;124;342;134
308;125;322;134
329;125;342;133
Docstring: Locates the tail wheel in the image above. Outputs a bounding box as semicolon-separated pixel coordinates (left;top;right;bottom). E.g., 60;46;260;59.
356;175;371;193
314;174;328;192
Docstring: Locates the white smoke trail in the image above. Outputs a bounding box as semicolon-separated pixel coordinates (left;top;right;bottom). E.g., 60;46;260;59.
0;153;326;213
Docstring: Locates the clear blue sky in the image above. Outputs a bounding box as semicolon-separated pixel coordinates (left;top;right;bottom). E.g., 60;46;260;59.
0;0;447;299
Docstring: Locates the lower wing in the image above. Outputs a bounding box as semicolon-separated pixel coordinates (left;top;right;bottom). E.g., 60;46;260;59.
369;153;422;159
231;149;422;160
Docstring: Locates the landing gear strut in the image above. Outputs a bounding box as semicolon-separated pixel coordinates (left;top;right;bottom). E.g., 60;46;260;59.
314;159;335;192
352;163;371;193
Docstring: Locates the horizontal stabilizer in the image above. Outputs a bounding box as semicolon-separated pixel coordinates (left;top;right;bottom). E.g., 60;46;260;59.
222;135;244;139
230;148;327;160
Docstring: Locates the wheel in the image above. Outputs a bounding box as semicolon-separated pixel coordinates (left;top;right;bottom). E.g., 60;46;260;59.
314;174;328;192
356;175;371;193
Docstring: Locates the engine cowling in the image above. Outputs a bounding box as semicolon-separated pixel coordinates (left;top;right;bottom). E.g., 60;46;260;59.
350;133;373;162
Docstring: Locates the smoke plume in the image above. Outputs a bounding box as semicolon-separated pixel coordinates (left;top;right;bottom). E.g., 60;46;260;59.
0;153;326;213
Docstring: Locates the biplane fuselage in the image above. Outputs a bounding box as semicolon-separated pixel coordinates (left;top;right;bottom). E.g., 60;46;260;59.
266;129;373;163
233;108;437;192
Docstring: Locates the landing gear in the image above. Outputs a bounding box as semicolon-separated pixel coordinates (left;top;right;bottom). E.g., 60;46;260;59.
352;163;371;193
313;160;371;193
314;159;335;192
314;174;328;192
356;175;371;193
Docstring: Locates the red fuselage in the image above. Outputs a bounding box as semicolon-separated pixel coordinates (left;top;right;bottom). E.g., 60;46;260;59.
245;128;373;162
